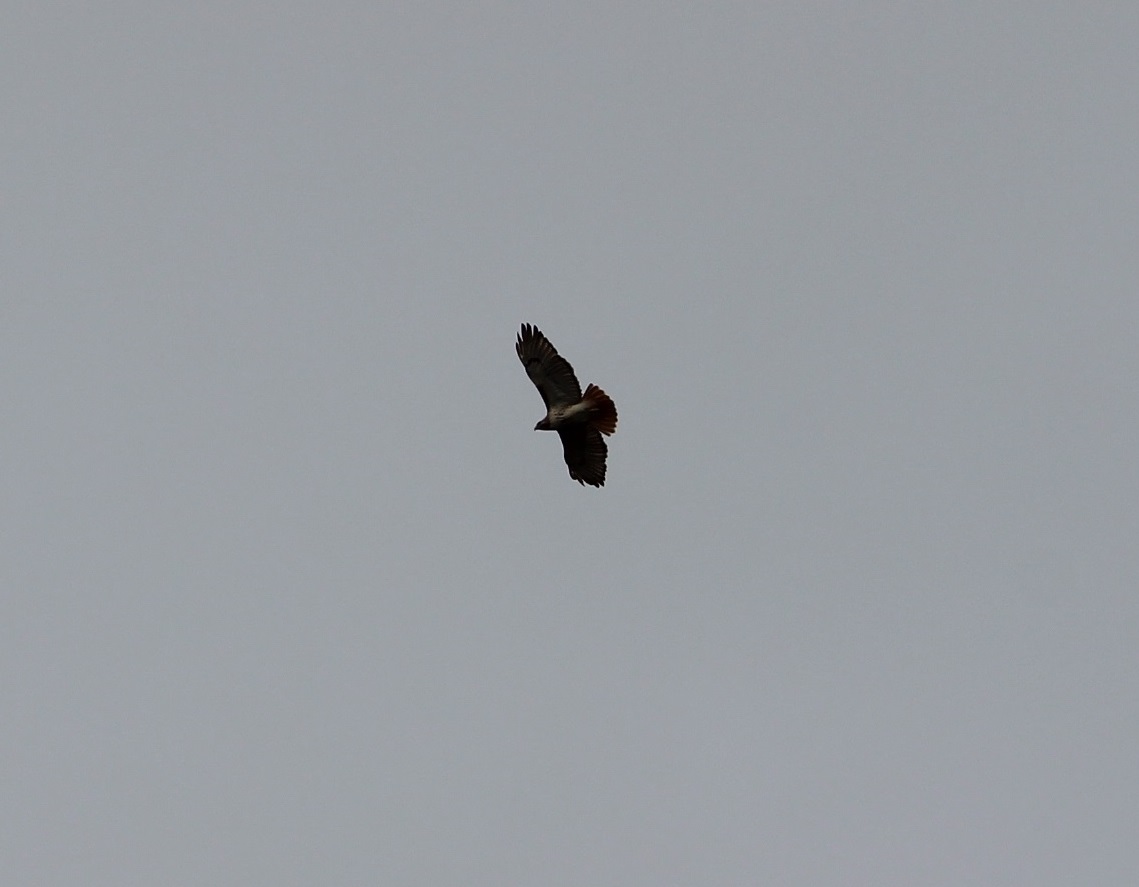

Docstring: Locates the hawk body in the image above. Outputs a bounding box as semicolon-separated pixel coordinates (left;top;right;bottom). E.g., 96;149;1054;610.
516;323;617;487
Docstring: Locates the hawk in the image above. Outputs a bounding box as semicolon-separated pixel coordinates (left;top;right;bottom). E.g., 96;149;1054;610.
516;323;618;487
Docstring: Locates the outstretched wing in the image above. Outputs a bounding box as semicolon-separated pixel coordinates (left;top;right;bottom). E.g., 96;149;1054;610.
516;323;582;408
557;425;608;487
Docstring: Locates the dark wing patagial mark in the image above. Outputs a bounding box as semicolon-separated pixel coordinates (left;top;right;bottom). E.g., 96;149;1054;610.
516;323;583;408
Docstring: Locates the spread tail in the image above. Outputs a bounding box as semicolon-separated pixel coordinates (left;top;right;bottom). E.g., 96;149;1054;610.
582;384;618;436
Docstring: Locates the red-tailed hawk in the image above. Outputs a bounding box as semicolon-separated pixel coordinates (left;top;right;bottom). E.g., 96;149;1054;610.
516;323;618;487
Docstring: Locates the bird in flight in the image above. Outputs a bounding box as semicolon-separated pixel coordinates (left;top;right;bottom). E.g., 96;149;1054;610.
516;323;618;487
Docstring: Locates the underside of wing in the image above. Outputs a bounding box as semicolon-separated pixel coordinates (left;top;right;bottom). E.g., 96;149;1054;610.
516;323;582;408
558;424;608;487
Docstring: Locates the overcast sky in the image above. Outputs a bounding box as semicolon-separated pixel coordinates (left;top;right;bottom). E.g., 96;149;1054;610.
3;4;1137;884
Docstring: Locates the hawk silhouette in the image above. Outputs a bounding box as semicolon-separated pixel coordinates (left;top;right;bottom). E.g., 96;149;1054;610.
516;323;618;487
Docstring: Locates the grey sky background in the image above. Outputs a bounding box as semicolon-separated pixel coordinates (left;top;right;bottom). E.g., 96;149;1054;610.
3;3;1137;884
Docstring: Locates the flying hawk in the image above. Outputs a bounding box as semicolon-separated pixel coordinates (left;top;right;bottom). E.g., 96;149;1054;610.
516;323;618;487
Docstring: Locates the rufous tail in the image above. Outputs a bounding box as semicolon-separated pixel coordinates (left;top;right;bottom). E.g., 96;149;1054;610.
583;384;618;436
